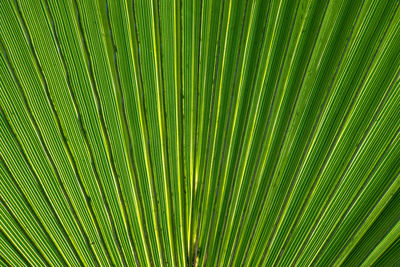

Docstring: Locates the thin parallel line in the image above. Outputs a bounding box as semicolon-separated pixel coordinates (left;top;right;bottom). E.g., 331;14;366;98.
175;0;188;264
37;0;115;264
18;1;111;265
206;2;271;265
200;0;229;214
317;132;400;266
125;11;155;261
367;197;400;266
334;115;400;266
0;58;61;267
0;162;52;267
104;1;141;265
0;109;64;267
41;0;119;263
292;12;394;267
218;1;300;264
188;0;203;262
155;0;177;265
310;63;400;265
0;228;31;267
13;1;95;264
229;3;273;266
184;0;194;258
268;1;367;264
283;1;380;264
131;1;165;265
127;10;153;264
272;1;333;260
0;93;68;266
201;1;235;246
315;10;400;262
71;0;133;265
0;192;47;266
149;0;174;265
201;0;250;264
220;4;261;265
120;6;157;264
193;0;226;264
42;4;115;265
353;171;400;266
0;250;11;267
0;197;48;266
0;38;83;267
217;0;287;261
253;2;331;265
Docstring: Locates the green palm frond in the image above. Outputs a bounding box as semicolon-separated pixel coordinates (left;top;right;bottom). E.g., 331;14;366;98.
1;0;400;266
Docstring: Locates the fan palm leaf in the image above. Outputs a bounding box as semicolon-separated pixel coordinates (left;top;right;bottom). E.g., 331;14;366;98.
0;0;400;266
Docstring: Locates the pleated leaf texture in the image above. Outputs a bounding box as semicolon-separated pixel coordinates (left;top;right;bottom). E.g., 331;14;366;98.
1;0;400;266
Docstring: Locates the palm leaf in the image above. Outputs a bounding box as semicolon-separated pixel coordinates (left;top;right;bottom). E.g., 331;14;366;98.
0;0;400;266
